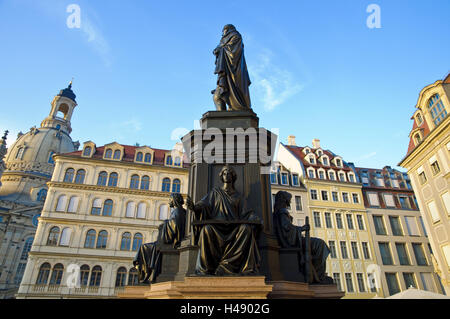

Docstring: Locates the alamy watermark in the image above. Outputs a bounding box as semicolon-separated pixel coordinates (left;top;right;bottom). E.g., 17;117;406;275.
66;4;81;29
366;4;381;29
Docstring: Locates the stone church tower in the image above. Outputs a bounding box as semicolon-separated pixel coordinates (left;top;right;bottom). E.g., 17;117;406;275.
0;82;79;299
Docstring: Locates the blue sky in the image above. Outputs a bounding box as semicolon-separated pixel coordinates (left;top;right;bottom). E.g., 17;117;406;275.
0;0;448;170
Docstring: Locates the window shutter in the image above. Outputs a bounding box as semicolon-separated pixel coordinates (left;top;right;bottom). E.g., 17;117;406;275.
427;201;440;222
126;202;136;218
404;216;419;236
383;194;395;207
59;228;72;246
67;196;79;213
137;203;146;219
368;193;380;206
441;192;450;215
56;195;67;212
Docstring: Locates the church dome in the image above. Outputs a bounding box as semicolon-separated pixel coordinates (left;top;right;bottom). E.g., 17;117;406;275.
0;83;79;204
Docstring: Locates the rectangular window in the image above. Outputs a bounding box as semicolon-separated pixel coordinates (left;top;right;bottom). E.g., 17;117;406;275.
292;174;299;186
321;191;329;201
349;174;355;183
356;273;366;292
323;157;329;165
375;178;385;187
419;172;427;184
420;273;434;291
385;273;400;296
362;242;370;259
345;273;354;293
270;173;277;184
412;243;428;266
329;172;336;180
313;212;322;228
339;173;346;182
310;189;318;200
395;243;410;265
308;170;315;179
392;179;400;188
379;242;393;265
399;196;410;209
352;193;359;204
404;216;420;236
403;273;417;288
295;196;302;211
373;215;387;235
342;192;349;203
336;213;343;229
368;193;380;206
325;212;332;228
441;192;450;215
389;216;403;236
356;215;364;230
430;161;441;175
419;216;427;237
14;263;27;285
351;242;359;259
319;171;325;179
426;201;441;223
346;214;354;229
281;173;288;185
333;273;342;291
383;194;396;207
340;241;349;259
332;191;339;202
329;241;337;258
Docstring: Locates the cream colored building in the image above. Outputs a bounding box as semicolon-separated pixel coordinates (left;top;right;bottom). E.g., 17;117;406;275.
17;141;188;298
354;166;444;297
0;83;79;299
399;73;450;294
277;137;377;298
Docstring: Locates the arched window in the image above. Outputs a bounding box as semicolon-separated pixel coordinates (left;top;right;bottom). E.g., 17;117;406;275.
113;150;121;159
59;228;72;246
115;267;127;287
137;203;146;219
120;232;132;251
21;237;34;260
105;149;112;159
162;178;171;192
125;202;136;218
84;229;97;248
37;189;47;202
91;198;102;215
136;152;143;162
128;268;139;286
83;146;92;157
130;175;139;189
96;230;108;249
47;226;60;246
64;168;74;183
49;264;64;285
97;171;108;186
67;196;79;213
172;179;181;193
414;133;421;145
36;263;51;285
80;265;90;286
428;94;447;126
102;199;113;216
108;172;118;187
140;175;150;190
74;169;86;184
159;204;169;220
174;156;181;166
48;151;55;164
55;195;67;212
89;266;102;287
166;155;173;166
144;153;152;163
132;233;143;251
16;147;24;159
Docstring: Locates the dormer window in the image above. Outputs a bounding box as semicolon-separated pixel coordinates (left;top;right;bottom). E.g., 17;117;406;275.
348;173;355;183
428;93;447;126
414;133;422;146
308;169;315;179
144;153;152;163
292;174;299;186
322;157;329;166
113;150;121;160
83;146;91;157
329;171;336;181
317;150;322;156
166;155;173;166
415;113;423;126
270;172;277;184
15;147;24;159
309;156;315;164
335;159;342;167
174;156;182;167
318;170;325;180
304;148;310;154
281;172;288;185
104;149;112;159
136;152;143;162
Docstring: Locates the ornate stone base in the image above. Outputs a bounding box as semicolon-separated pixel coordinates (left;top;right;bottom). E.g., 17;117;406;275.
267;281;345;299
118;276;272;299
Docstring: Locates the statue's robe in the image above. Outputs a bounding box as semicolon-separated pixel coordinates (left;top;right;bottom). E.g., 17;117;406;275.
273;206;330;282
194;187;261;275
133;206;186;283
214;29;251;111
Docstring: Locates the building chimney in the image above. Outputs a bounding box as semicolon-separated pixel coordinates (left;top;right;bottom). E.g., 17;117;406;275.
287;135;296;146
312;138;321;149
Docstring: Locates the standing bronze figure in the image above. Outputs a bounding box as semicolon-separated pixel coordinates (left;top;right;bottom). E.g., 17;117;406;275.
133;193;186;283
212;24;252;111
273;191;333;284
186;165;261;276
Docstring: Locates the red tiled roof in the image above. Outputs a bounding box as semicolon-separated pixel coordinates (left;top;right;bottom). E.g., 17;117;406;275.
63;144;189;168
284;144;352;172
405;113;431;155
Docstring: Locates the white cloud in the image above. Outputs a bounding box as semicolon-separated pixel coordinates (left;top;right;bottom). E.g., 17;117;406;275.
249;49;303;111
357;151;377;160
80;16;112;67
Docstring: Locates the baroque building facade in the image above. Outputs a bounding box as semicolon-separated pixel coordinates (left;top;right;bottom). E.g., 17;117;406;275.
276;137;377;298
353;165;444;297
17;142;188;298
0;83;79;299
399;73;450;294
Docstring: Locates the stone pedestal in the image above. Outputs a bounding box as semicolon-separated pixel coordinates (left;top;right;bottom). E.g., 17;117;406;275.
267;281;344;299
